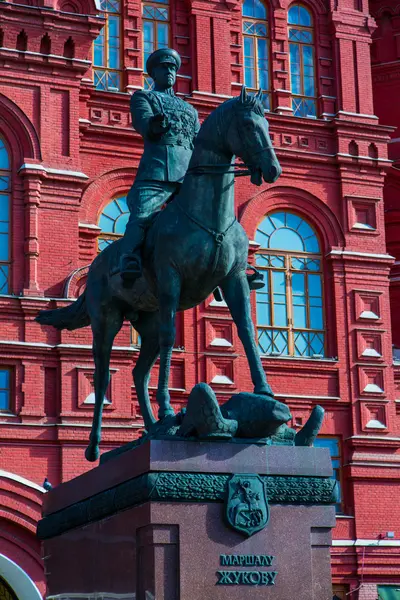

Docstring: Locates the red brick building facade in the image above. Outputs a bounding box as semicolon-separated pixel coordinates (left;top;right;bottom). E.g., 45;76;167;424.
0;0;399;597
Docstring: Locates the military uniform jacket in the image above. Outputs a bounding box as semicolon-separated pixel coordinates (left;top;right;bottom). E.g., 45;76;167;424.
131;89;200;182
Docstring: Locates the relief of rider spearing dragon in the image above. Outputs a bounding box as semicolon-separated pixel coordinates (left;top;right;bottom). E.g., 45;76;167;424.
36;48;324;462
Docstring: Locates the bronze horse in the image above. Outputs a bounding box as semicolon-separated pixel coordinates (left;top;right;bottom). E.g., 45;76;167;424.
36;87;282;461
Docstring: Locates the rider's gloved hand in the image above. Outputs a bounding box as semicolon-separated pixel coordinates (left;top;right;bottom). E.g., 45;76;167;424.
149;113;171;137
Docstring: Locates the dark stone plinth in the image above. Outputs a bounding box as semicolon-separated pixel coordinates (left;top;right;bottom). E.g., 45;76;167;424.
39;441;336;600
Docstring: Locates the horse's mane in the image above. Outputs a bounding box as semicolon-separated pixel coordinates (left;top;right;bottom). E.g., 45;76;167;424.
197;92;265;141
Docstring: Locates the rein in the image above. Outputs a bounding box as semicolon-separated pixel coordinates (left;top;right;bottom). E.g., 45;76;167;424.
187;145;275;177
187;163;251;177
175;198;237;245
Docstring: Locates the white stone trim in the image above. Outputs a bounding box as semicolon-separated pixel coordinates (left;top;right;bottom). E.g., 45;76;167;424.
275;393;340;401
335;110;379;119
332;539;400;547
210;338;233;348
0;470;45;493
327;249;394;260
192;90;233;99
0;554;42;600
47;595;136;599
345;435;400;442
260;354;337;363
211;375;234;384
0;47;91;65
0;340;53;348
19;164;89;179
336;152;390;162
78;222;101;230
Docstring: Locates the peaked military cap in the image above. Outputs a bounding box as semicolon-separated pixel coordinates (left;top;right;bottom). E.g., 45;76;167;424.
146;48;181;77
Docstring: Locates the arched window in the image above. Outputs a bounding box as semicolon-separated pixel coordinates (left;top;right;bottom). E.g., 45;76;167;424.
98;195;129;251
142;0;170;89
93;0;122;91
255;211;325;357
242;0;270;110
288;4;317;118
0;576;18;599
0;137;10;295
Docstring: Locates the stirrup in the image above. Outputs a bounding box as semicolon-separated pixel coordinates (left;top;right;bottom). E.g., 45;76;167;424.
247;265;264;291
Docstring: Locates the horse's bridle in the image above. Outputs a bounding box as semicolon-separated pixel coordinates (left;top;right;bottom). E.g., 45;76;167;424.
187;106;275;178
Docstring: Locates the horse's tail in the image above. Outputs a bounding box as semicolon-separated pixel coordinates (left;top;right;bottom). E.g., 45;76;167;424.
36;291;90;331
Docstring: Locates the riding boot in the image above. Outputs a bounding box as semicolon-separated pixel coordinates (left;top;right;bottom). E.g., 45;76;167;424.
118;221;146;286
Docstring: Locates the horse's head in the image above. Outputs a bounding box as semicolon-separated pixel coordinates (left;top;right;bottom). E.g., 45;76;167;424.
228;87;282;185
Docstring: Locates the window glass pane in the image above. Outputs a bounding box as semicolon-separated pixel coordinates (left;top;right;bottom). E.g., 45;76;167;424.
294;332;308;355
0;177;9;192
244;37;256;88
157;23;169;47
297;219;314;241
286;212;302;231
308;273;322;297
291;74;301;95
272;271;287;326
0;390;9;410
303;44;314;66
0;369;9;389
270;212;285;229
292;273;307;328
114;212;129;235
269;228;304;251
0;141;9;170
143;20;154;43
109;47;120;69
244;67;256;89
304;76;315;97
243;0;267;19
299;5;312;26
103;199;122;220
288;5;299;24
108;15;119;38
255;216;274;246
289;42;300;66
310;306;323;330
257;38;269;90
0;196;9;222
314;437;339;456
256;280;270;326
94;43;104;67
115;196;128;213
0;233;9;261
0;265;9;294
244;36;254;60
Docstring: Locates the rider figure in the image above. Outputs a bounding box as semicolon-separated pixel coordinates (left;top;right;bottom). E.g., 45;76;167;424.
119;48;201;284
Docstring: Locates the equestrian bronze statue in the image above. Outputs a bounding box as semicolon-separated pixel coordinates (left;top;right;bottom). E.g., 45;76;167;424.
37;76;282;461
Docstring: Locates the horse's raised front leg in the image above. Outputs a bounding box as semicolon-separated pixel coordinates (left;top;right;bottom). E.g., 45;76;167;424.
85;311;123;462
221;271;274;397
156;268;181;419
132;311;160;430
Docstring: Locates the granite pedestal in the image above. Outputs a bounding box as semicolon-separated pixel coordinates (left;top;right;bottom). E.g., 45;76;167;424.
38;440;336;600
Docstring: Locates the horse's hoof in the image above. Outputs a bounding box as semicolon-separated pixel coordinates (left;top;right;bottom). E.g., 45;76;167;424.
158;407;175;420
85;445;100;462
